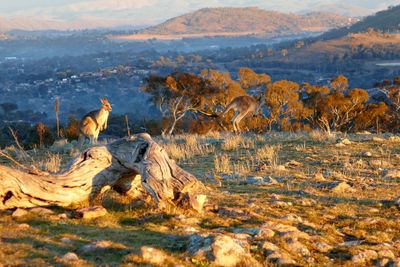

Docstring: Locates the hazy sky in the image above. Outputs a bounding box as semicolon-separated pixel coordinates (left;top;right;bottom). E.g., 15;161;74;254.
0;0;399;24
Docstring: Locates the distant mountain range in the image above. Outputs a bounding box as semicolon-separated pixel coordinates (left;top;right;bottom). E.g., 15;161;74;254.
109;7;356;41
0;17;143;32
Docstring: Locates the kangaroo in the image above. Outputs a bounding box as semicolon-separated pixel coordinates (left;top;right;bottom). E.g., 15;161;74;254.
219;94;265;134
78;98;112;145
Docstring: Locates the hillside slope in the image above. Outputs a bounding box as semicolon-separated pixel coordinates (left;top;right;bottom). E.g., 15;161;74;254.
320;5;400;40
139;7;354;37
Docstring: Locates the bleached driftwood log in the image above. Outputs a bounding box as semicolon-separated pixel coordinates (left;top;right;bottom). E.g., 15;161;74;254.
0;133;206;212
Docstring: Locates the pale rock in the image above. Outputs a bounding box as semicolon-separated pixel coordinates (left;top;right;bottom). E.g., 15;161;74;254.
314;172;326;181
352;250;378;263
61;252;79;262
282;214;303;223
272;201;292;207
364;151;373;157
389;136;400;142
276;165;286;171
261;242;280;255
315;242;332;253
335;143;346;148
188;234;260;267
384;170;400;179
17;223;30;230
79;240;127;253
372;137;385;142
246;176;277;185
378;249;395;259
12;208;28;218
257;228;275;239
370;159;392;168
73;206;108;219
140;246;168;265
331;181;355;193
300;198;317;206
29;207;54;215
340;139;352;145
284;238;310;257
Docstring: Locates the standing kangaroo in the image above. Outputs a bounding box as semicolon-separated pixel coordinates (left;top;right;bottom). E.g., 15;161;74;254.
78;98;112;145
219;94;265;134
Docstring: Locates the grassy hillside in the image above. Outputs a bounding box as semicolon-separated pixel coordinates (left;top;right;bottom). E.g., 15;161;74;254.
320;5;400;40
139;7;354;36
0;132;399;265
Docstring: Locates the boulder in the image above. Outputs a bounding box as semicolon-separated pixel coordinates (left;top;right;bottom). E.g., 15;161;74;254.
188;234;261;267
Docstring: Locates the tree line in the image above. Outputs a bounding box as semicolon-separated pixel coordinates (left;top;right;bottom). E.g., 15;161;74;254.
141;67;399;135
1;67;400;148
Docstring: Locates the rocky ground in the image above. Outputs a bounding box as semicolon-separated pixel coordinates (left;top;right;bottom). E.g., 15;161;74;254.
0;132;399;266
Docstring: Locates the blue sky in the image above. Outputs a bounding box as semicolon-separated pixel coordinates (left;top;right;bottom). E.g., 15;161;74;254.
0;0;399;25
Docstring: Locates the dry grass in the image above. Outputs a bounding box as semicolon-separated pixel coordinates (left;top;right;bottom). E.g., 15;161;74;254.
221;135;255;150
214;153;232;174
255;144;280;166
162;135;215;161
1;132;400;266
37;152;62;173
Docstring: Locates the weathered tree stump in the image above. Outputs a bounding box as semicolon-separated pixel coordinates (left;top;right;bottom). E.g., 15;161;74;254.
0;133;206;212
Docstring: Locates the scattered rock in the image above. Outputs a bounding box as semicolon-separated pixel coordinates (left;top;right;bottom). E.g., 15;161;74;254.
283;238;310;257
335;143;346;148
17;223;30;230
29;207;54;215
372;137;385;142
61;252;79;262
364;151;373;157
299;198;317;206
337;138;352;146
377;249;395;259
369;159;392;168
246;176;277;185
314;172;326;181
266;251;296;265
275;165;286;171
389;136;400;142
352;250;378;264
79;240;127;253
282;214;303;223
272;201;293;207
140;246;169;265
12;208;28;218
73;206;108;219
257;227;275;239
261;242;280;255
330;181;355;194
315;242;332;253
188;234;260;267
384;169;400;179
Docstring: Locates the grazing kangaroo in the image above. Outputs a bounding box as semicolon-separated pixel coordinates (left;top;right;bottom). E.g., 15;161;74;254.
78;98;112;145
219;94;265;134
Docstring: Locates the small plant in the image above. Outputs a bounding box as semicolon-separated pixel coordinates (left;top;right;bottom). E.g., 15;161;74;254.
256;144;280;167
214;153;232;174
